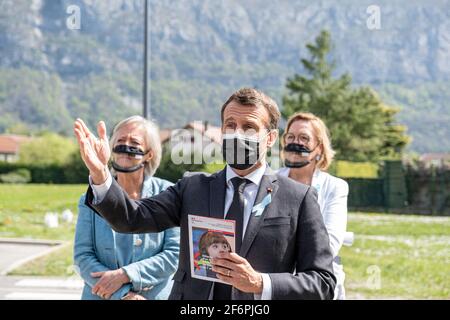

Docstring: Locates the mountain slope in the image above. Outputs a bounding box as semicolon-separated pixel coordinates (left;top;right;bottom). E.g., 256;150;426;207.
0;0;449;152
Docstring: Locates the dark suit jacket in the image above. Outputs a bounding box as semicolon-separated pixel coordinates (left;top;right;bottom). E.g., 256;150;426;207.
86;167;336;300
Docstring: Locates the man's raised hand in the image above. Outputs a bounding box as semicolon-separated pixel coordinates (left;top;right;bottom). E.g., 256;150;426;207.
74;119;111;184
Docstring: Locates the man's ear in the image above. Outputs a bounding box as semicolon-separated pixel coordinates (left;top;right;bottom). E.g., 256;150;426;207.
267;129;278;148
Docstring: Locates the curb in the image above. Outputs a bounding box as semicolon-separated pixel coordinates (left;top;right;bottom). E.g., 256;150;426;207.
0;237;63;246
0;240;70;276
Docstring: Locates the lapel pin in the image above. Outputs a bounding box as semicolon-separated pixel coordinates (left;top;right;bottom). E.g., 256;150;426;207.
253;192;272;217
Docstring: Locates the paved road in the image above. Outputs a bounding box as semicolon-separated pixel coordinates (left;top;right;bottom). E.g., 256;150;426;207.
0;242;54;274
0;239;83;300
0;275;83;300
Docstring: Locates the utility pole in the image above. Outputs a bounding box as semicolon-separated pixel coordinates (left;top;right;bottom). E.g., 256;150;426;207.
143;0;150;119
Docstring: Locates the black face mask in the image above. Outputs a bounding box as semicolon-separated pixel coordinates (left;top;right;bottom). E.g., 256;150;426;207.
222;133;264;171
283;143;315;168
111;145;147;173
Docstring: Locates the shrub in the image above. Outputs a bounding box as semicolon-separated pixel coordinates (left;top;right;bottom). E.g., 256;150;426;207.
0;168;31;183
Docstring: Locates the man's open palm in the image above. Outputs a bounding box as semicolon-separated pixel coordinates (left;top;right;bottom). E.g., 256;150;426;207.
74;119;110;183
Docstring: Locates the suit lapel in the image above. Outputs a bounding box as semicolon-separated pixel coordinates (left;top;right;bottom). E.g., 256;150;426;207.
240;168;279;257
209;168;227;220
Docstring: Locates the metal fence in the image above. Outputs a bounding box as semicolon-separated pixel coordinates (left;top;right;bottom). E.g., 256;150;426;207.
345;161;450;215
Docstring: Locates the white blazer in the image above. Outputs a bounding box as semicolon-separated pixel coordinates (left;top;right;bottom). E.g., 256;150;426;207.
277;167;349;299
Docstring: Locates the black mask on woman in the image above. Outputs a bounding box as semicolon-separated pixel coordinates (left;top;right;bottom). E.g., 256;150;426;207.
111;145;147;173
283;143;316;168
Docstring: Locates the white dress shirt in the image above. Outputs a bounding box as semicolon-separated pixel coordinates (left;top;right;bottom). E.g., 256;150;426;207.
90;164;272;300
223;164;272;300
277;167;348;300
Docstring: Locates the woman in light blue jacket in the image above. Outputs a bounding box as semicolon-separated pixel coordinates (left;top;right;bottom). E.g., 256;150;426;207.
74;116;180;300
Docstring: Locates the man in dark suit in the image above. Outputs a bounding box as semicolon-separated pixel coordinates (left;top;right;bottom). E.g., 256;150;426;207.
74;87;336;300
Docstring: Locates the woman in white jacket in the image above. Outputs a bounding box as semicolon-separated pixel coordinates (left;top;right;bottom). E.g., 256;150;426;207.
278;112;348;300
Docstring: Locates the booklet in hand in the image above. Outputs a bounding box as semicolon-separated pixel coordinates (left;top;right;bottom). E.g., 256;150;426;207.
188;214;236;284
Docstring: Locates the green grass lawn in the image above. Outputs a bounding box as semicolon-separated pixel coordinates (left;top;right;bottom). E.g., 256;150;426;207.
0;183;86;241
0;183;85;277
341;213;450;299
8;242;75;277
1;183;449;299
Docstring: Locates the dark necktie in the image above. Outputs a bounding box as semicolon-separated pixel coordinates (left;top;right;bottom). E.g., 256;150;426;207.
213;176;248;300
226;177;249;253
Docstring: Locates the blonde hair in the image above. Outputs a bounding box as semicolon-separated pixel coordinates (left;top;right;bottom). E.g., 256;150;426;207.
281;112;335;171
109;115;162;177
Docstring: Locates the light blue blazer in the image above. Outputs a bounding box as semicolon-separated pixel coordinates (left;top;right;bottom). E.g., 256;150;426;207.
74;176;180;300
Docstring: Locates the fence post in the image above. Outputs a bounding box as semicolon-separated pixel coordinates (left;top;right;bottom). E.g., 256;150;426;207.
382;160;408;211
430;164;436;215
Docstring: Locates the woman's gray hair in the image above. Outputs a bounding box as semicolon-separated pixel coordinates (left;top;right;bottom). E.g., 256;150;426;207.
109;115;162;177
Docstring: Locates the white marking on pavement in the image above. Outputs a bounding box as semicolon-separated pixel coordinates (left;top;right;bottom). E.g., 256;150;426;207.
5;292;80;300
15;278;83;289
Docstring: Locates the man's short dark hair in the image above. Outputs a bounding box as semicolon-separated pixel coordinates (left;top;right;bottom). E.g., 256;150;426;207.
221;88;280;130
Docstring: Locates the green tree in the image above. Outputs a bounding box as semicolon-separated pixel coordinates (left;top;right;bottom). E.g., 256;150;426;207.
0;67;73;135
18;132;78;165
155;147;206;183
282;30;410;161
5;122;32;135
63;150;89;184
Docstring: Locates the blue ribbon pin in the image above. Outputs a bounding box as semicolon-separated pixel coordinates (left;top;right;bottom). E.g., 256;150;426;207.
252;193;272;217
313;184;321;192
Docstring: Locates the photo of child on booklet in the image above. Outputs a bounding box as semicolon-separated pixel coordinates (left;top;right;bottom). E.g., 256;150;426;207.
188;215;236;283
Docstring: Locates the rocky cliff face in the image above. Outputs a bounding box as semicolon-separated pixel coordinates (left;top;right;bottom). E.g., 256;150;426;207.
1;0;449;152
2;0;449;82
